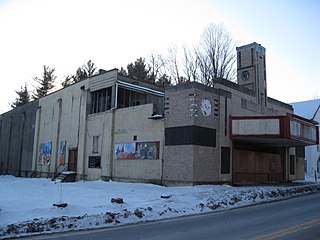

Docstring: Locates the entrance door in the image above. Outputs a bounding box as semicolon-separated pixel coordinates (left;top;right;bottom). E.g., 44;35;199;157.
233;149;284;184
68;149;78;172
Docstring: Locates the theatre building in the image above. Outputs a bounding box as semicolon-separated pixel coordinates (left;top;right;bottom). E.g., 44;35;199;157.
0;42;318;185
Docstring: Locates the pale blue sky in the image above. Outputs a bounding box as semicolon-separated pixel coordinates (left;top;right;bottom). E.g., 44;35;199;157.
0;0;319;113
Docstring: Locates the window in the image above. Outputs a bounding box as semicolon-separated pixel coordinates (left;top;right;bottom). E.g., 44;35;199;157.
251;48;254;65
92;136;99;153
304;160;307;173
117;87;147;109
88;156;101;168
221;147;230;174
90;87;112;114
290;155;295;175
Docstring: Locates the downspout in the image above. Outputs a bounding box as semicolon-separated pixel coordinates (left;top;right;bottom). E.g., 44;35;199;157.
33;107;42;175
78;92;85;179
6;117;13;175
108;83;118;179
79;88;89;180
54;99;62;174
18;112;26;177
160;135;164;186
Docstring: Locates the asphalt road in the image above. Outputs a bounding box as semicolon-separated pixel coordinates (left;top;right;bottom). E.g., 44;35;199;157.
29;192;320;240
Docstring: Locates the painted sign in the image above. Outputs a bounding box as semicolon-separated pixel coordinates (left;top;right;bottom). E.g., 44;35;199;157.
115;141;159;160
59;140;67;165
39;142;52;165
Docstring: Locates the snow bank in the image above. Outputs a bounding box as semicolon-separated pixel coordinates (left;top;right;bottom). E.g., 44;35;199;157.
0;175;318;239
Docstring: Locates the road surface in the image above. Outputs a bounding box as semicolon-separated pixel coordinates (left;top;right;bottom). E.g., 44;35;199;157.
30;192;320;240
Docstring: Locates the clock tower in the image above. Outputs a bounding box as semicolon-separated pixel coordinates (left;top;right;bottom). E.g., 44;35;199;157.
236;42;267;107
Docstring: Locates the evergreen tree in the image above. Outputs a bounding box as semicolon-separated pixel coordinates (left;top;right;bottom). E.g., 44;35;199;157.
83;60;97;77
61;75;73;88
127;57;149;81
118;67;128;76
11;83;30;108
156;74;171;87
33;65;56;99
62;60;97;88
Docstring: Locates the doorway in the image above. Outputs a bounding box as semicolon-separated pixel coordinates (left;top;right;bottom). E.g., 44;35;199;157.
68;149;78;172
233;148;284;184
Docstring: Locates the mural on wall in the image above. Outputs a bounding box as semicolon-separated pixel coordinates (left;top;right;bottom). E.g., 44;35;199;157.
39;142;52;165
115;141;159;160
115;143;136;160
59;140;67;165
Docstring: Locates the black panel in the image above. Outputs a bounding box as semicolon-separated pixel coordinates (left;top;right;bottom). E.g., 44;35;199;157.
165;126;216;147
221;147;230;174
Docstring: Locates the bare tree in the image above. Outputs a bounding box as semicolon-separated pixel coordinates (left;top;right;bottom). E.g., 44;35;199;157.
196;23;236;85
166;44;185;85
146;52;166;83
182;45;199;82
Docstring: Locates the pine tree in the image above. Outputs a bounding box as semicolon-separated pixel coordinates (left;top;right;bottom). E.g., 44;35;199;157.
33;65;56;99
127;57;149;81
62;60;97;88
11;83;30;108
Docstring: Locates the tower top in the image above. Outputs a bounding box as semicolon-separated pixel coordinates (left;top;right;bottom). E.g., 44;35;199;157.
236;42;266;55
236;42;267;107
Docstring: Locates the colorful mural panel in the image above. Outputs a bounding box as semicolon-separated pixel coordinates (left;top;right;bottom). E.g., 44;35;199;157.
115;143;136;160
39;142;52;165
136;142;159;160
115;141;159;160
59;140;67;165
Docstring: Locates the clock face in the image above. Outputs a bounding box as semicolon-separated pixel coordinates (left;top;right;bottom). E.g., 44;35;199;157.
200;98;212;117
241;70;250;81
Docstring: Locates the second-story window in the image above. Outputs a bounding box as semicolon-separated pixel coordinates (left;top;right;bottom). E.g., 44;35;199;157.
117;87;147;109
90;87;112;114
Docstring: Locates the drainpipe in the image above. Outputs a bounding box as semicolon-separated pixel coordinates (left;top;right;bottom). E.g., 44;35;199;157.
79;93;85;179
6;117;13;175
108;83;118;179
18;112;26;177
79;89;88;180
160;138;164;186
33;106;42;175
54;99;62;174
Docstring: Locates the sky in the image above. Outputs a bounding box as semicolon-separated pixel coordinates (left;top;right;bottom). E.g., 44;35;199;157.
0;0;319;114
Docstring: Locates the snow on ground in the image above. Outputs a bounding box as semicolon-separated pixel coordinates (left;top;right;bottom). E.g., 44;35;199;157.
0;175;319;239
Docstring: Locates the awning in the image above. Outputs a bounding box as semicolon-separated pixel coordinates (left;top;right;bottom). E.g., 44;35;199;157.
231;115;319;147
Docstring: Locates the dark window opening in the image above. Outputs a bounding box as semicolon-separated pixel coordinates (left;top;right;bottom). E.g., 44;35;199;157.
221;147;230;174
290;155;295;175
117;87;147;109
88;156;101;168
251;48;254;65
92;136;99;153
90;87;112;114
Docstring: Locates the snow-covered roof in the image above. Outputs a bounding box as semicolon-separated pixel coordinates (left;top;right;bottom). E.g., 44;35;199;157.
291;99;320;120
